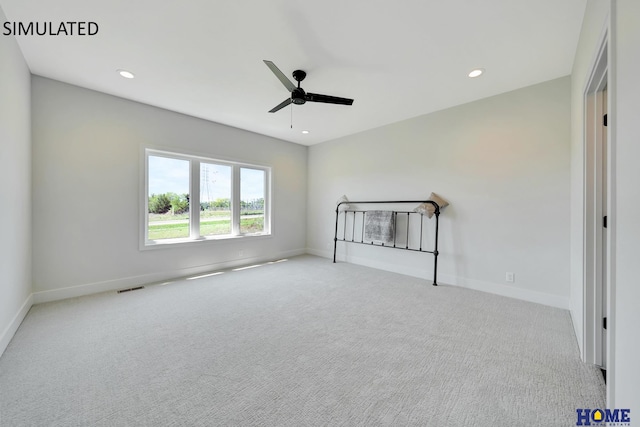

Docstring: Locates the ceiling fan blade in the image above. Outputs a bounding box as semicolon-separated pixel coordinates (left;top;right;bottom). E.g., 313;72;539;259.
305;92;354;106
269;97;293;113
263;60;296;93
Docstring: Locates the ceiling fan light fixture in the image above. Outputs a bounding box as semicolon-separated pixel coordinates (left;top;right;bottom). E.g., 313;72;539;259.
117;69;135;79
468;68;484;78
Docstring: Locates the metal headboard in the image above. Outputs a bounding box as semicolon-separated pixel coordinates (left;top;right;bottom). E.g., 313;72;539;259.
333;200;440;286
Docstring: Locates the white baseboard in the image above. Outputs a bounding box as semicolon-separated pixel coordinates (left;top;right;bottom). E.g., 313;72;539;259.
33;248;306;304
306;248;330;259
307;248;570;310
0;294;33;357
438;272;570;310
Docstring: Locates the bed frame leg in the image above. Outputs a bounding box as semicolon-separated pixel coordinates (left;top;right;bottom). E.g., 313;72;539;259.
433;210;440;285
333;207;340;263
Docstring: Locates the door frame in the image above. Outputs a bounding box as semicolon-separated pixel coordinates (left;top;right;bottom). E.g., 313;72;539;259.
582;27;613;388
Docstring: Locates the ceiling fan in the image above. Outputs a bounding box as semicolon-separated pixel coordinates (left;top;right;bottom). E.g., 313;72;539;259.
263;60;354;113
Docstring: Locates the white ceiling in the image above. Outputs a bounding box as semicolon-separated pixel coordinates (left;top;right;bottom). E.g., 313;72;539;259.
1;0;586;146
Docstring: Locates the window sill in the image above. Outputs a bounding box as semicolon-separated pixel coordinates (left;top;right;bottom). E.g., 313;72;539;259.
140;232;272;251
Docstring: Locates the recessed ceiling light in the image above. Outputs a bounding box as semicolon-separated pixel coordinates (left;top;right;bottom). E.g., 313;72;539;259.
468;68;484;78
117;69;135;79
301;130;310;134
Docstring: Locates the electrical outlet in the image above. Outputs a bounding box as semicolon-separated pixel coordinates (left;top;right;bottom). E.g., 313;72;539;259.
506;272;515;283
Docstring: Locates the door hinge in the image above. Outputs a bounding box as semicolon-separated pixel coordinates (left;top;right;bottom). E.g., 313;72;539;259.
604;114;608;127
603;317;607;330
603;216;607;228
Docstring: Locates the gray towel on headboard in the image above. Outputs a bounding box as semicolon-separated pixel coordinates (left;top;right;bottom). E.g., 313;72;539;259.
365;210;395;245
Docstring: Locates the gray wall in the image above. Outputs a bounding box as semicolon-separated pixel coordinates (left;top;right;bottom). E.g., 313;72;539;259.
31;77;307;300
0;6;32;354
308;77;571;308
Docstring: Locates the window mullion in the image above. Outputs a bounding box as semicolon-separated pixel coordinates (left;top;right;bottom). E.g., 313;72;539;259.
264;169;270;234
190;160;200;239
232;165;241;235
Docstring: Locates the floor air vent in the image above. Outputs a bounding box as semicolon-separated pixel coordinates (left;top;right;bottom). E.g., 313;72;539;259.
117;286;145;294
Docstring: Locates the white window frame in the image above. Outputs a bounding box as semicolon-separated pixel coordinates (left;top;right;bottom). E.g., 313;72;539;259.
141;148;271;249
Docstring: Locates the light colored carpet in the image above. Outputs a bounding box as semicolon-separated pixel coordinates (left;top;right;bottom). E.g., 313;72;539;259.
0;255;604;426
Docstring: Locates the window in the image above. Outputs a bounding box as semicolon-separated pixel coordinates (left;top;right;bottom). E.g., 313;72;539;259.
144;149;270;247
148;156;190;240
240;168;265;234
200;163;232;237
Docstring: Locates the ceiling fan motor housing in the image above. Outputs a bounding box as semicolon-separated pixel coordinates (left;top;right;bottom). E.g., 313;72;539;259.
292;88;306;105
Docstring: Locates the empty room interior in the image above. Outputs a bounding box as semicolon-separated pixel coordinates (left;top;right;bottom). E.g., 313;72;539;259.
1;0;638;425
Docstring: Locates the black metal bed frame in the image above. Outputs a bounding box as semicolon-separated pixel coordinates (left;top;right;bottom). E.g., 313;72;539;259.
333;200;440;286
